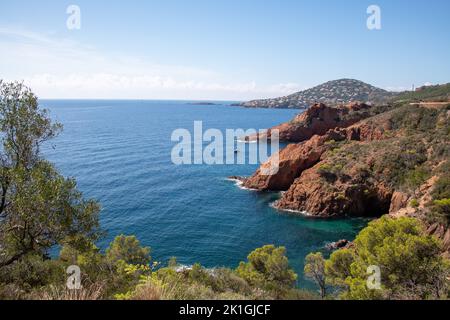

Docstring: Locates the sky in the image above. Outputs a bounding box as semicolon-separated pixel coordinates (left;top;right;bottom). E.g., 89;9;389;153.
0;0;449;100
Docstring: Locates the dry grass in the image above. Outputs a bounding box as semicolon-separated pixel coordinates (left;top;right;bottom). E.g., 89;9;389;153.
129;277;190;300
33;282;105;300
129;281;162;300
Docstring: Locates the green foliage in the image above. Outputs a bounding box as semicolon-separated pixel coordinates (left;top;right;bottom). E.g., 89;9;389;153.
317;163;343;175
402;165;430;190
168;256;178;268
433;198;450;213
118;267;248;300
317;162;344;182
0;81;62;168
317;163;333;175
236;245;297;292
317;104;448;195
428;163;450;226
324;216;450;300
390;105;442;132
432;163;450;201
410;199;419;208
0;81;101;270
0;254;65;299
119;252;313;300
324;249;354;288
371;139;428;188
0;81;102;298
393;83;450;103
304;252;327;298
61;243;317;300
106;235;151;266
58;236;153;299
430;199;450;227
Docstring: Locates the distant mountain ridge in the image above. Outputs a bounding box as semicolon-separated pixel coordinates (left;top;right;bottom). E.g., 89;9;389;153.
240;79;396;109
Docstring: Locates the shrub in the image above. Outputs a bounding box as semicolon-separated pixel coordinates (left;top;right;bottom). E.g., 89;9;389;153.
410;199;419;208
324;216;450;300
402;166;430;190
106;235;151;266
236;245;297;292
304;252;327;298
430;199;450;226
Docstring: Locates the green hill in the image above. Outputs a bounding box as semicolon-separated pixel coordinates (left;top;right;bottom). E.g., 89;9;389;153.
240;79;395;109
393;83;450;103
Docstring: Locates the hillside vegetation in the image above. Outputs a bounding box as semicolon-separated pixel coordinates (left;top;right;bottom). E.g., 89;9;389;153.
394;83;450;103
242;83;450;299
240;79;395;109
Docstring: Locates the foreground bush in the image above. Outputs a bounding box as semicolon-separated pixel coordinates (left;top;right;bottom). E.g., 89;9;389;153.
118;246;315;300
305;216;450;300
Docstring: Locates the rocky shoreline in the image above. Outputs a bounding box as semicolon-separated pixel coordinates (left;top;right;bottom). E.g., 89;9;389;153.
230;88;450;254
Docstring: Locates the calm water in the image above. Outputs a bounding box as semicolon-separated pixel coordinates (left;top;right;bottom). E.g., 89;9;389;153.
41;100;368;288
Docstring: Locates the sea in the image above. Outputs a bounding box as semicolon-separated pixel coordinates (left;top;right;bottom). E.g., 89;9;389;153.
41;99;369;288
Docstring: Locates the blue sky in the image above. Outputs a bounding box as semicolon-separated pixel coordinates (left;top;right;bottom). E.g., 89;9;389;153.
0;0;449;99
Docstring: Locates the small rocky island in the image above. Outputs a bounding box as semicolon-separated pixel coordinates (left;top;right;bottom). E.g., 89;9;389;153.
186;102;220;106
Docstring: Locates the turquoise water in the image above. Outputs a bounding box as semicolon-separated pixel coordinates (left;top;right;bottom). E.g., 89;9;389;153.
41;100;368;288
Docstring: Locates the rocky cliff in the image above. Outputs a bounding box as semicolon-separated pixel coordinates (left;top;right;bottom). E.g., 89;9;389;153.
245;102;377;143
242;103;391;190
245;102;390;142
233;85;450;251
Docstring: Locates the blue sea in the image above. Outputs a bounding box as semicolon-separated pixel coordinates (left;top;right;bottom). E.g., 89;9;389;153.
41;100;368;288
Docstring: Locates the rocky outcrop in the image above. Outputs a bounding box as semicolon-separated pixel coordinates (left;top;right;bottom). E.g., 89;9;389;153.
241;106;392;192
343;121;390;141
273;165;393;217
232;85;450;262
389;191;410;213
427;223;450;257
234;98;449;224
387;174;450;256
326;239;351;251
270;118;409;217
240;110;405;216
246;102;372;143
242;131;346;191
443;229;450;254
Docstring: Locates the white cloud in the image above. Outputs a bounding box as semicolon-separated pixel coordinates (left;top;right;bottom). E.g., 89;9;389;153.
0;27;302;100
384;82;437;92
384;86;412;92
22;73;263;99
268;83;306;95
